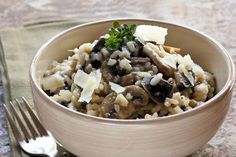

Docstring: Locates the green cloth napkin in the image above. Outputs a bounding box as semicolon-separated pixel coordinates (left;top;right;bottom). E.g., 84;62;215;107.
0;20;84;157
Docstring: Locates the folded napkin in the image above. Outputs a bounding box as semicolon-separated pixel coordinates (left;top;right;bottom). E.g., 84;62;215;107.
0;20;82;157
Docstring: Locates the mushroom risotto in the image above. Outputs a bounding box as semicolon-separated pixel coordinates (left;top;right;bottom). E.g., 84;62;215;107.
41;22;216;119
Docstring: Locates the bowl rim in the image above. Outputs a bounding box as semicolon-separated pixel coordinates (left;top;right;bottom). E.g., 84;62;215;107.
30;18;235;124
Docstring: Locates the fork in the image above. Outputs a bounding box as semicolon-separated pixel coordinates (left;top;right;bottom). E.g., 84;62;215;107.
3;97;59;157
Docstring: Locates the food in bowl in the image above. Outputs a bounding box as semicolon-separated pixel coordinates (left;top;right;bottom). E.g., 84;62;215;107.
41;21;216;119
31;19;234;157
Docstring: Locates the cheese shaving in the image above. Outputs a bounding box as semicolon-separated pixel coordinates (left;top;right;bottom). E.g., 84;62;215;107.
77;69;102;103
109;82;125;93
134;25;168;45
79;77;97;103
74;70;89;88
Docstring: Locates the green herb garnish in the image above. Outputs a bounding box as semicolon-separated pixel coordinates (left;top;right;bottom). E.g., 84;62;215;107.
105;21;136;50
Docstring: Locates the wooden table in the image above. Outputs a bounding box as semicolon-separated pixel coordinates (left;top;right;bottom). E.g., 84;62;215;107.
0;0;235;156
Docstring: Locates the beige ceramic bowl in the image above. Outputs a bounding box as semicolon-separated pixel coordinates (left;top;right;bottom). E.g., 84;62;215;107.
30;19;235;157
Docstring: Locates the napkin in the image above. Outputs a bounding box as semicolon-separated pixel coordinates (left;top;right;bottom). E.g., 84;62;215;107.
0;20;83;157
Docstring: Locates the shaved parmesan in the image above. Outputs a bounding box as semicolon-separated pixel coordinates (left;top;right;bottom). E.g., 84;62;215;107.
78;69;102;103
91;69;102;90
134;25;168;45
109;82;125;93
79;77;97;103
74;70;89;88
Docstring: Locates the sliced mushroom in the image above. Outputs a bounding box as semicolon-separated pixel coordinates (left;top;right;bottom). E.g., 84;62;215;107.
142;77;173;103
91;60;102;69
110;61;128;76
100;92;117;117
126;37;144;57
92;38;106;53
174;72;192;91
143;43;174;77
189;99;198;108
120;73;135;86
135;37;145;46
117;103;136;119
101;80;112;96
90;51;104;69
101;91;137;119
181;88;193;98
101;61;120;83
130;57;151;65
123;85;149;106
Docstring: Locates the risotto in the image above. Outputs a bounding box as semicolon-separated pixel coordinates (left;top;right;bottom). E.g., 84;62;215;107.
41;22;216;119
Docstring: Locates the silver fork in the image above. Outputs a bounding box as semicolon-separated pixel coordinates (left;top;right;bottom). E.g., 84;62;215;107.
3;97;59;157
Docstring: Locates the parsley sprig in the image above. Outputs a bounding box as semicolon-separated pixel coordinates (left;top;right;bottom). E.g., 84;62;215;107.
105;21;136;50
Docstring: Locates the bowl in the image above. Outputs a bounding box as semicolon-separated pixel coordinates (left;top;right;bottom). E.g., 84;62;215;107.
29;19;235;157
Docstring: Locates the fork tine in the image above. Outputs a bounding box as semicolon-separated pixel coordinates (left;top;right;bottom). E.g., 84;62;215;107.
3;104;24;142
21;97;48;136
15;99;38;139
9;101;31;142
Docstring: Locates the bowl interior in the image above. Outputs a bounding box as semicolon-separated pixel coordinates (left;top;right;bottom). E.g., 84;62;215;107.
33;19;230;99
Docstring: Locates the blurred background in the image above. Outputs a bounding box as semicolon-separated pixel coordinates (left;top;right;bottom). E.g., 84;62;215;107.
0;0;235;55
0;0;235;157
0;1;234;38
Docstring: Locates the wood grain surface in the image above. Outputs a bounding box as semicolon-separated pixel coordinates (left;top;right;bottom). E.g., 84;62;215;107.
0;0;235;157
